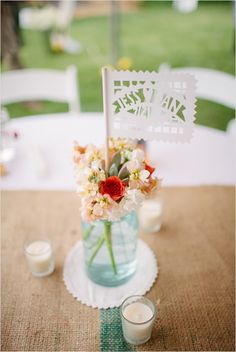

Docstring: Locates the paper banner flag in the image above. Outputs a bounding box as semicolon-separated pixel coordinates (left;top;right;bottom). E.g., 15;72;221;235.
102;69;197;143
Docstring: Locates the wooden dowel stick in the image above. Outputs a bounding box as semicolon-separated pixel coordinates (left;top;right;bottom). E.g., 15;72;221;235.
102;67;110;174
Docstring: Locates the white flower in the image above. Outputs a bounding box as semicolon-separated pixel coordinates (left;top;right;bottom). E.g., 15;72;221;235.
120;149;132;164
75;167;105;193
119;189;145;214
81;194;118;222
92;203;104;217
131;149;145;163
77;182;99;198
126;159;144;173
85;144;104;165
88;169;106;183
125;189;145;206
109;138;136;152
91;159;103;170
129;169;150;189
125;159;150;189
139;169;150;181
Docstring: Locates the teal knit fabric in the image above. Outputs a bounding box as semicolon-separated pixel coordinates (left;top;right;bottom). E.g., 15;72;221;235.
100;308;136;352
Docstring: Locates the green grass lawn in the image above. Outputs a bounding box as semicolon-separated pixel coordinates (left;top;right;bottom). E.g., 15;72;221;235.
3;1;235;130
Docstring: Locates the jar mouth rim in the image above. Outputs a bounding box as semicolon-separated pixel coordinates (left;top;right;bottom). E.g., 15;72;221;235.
120;295;157;325
82;211;137;224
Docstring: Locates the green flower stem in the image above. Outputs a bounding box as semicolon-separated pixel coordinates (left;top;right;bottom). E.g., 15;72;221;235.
83;224;94;241
104;221;117;275
87;234;105;267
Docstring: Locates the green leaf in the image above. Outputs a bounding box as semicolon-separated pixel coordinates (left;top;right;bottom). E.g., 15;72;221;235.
118;165;130;180
110;152;121;169
109;163;118;176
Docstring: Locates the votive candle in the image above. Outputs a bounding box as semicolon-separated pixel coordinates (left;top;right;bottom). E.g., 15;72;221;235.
24;239;55;277
139;198;163;233
120;296;156;345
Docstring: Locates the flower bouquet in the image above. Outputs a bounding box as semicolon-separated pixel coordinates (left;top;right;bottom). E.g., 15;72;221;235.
74;138;158;286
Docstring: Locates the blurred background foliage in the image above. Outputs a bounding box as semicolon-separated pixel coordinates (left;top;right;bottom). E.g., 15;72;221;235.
2;0;234;130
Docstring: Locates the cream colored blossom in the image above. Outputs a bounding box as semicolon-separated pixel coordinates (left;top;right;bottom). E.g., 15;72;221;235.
109;137;136;152
119;149;132;164
85;144;104;165
131;149;145;163
77;182;99;198
81;194;118;221
129;169;150;189
88;169;106;183
119;189;145;213
126;159;143;172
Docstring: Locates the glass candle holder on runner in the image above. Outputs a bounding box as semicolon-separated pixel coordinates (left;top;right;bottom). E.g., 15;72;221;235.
120;295;157;345
24;239;55;277
81;212;139;287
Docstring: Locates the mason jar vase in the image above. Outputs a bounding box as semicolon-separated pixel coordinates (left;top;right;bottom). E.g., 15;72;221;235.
81;212;139;287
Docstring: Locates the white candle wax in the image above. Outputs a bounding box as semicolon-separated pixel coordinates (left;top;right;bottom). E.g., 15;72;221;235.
25;240;54;276
123;302;153;322
122;301;155;345
139;199;163;232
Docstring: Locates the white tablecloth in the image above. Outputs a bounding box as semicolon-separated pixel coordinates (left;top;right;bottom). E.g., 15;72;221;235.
1;112;235;190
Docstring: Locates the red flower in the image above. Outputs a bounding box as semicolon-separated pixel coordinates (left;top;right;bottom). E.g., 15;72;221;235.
145;162;155;176
99;176;126;201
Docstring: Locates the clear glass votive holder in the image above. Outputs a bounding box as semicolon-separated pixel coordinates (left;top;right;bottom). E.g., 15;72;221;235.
120;295;157;345
138;197;163;233
24;239;55;277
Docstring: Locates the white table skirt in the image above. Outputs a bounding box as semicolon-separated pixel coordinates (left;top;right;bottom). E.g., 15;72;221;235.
1;112;235;190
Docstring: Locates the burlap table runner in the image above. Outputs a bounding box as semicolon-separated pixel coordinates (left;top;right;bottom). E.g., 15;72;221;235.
1;187;235;351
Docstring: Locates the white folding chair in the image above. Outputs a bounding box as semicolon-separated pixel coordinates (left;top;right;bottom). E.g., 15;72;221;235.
1;65;80;113
171;67;235;134
172;67;236;110
226;118;236;137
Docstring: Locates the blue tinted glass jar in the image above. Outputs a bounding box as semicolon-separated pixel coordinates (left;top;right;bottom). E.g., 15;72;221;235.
81;212;139;287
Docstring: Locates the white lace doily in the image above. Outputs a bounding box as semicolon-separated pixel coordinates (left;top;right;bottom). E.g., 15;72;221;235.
63;239;158;309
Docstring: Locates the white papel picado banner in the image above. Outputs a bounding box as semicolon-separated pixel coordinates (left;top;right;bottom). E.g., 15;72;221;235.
102;68;197;143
